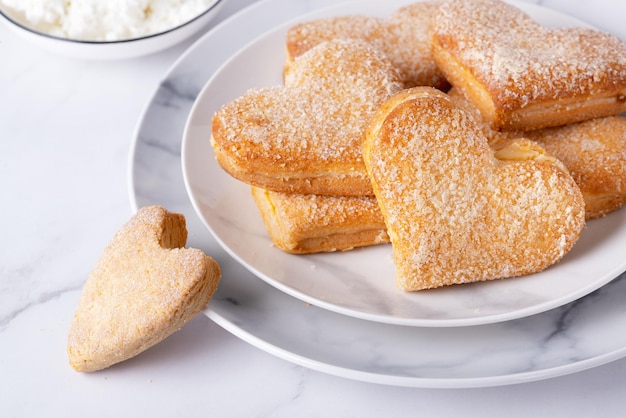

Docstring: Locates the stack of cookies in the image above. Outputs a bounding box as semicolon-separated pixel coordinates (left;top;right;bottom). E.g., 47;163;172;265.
210;0;626;291
211;2;444;255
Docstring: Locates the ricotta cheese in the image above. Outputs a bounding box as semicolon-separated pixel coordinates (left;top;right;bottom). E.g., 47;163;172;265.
0;0;217;41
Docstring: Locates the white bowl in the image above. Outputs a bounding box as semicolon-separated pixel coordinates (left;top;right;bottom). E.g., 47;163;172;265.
0;0;225;60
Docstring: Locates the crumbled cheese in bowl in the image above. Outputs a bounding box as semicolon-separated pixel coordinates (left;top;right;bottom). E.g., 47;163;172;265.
0;0;218;41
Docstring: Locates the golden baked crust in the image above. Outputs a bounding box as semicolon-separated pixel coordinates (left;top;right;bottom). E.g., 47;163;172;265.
363;87;585;291
525;117;626;219
67;206;221;372
430;0;626;131
449;88;626;220
285;15;385;71
251;186;389;254
211;39;403;196
285;1;447;89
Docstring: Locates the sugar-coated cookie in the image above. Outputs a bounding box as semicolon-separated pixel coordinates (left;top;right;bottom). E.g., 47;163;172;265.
524;118;626;219
449;88;626;220
430;0;626;131
285;1;447;89
363;87;585;291
67;206;221;372
211;39;403;196
251;186;389;254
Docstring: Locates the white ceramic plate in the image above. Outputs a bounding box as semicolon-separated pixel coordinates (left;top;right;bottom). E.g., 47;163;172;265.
0;0;224;60
130;0;626;387
181;0;626;327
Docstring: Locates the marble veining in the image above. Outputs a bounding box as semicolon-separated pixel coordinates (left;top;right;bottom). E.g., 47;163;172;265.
0;282;83;332
154;77;202;111
207;262;626;385
5;0;626;416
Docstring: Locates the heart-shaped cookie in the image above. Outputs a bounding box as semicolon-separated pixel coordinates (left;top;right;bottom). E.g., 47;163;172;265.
67;206;221;372
524;117;626;219
448;87;626;220
285;1;447;89
211;39;403;196
430;0;626;131
363;87;585;291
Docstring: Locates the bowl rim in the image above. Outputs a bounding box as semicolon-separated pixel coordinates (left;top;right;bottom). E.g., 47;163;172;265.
0;0;224;44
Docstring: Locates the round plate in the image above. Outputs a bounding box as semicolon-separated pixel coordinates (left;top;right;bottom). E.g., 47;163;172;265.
181;0;626;327
130;0;626;387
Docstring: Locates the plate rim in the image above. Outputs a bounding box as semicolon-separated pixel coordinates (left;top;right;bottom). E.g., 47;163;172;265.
129;0;626;388
206;302;626;388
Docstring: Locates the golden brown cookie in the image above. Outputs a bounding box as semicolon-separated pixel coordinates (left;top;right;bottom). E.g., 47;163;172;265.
285;1;447;89
363;87;585;291
430;0;626;131
211;39;403;196
251;186;389;254
67;206;221;372
524;118;626;219
449;88;626;220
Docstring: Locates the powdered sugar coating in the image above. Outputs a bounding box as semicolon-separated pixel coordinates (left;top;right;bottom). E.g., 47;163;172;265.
450;87;626;219
526;116;626;218
251;187;389;253
67;206;220;372
212;39;403;195
286;15;385;61
363;88;585;291
269;191;384;236
285;1;446;88
430;0;626;111
385;1;447;88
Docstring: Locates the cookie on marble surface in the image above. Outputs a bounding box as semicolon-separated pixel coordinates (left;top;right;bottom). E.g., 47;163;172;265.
67;205;221;372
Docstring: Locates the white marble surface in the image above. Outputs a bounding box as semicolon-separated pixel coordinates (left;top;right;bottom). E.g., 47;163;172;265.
3;0;626;417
